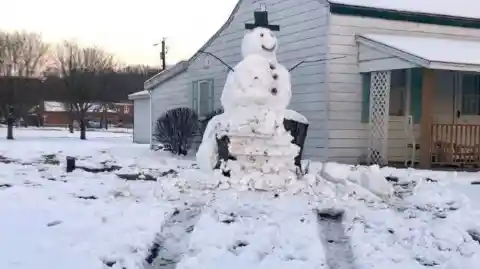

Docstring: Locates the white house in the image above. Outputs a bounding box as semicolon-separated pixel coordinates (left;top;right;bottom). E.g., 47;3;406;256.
133;0;480;168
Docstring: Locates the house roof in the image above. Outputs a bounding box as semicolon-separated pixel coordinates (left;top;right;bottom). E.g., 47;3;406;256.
329;0;480;20
356;34;480;72
128;90;150;100
144;0;480;91
143;61;189;91
43;101;118;113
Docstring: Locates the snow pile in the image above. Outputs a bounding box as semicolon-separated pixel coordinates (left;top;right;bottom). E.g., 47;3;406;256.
320;162;394;200
335;171;480;269
176;193;327;269
159;161;480;269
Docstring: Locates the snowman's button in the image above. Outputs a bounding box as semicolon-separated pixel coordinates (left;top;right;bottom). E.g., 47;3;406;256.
269;63;276;70
254;76;259;79
272;74;278;80
271;88;278;95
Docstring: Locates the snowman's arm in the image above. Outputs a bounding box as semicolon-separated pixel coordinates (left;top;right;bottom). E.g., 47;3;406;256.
288;56;346;72
198;50;234;72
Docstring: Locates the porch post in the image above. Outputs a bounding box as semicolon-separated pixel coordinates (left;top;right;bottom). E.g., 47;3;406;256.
368;71;391;166
419;69;435;168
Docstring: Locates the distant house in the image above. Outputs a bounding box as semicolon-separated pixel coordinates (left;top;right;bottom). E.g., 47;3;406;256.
113;102;134;126
132;0;480;168
40;101;132;127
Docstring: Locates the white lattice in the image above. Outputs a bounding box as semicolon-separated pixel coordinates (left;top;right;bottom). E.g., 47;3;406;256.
368;71;391;165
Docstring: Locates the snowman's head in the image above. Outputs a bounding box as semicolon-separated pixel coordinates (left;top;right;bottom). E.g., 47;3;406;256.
241;27;278;60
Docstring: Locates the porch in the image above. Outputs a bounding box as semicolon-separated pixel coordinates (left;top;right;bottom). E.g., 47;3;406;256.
356;34;480;168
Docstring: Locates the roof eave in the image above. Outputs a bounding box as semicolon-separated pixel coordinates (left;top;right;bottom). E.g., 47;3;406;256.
329;2;480;29
128;94;150;100
128;91;150;100
356;35;480;73
355;35;431;67
143;61;189;91
428;61;480;73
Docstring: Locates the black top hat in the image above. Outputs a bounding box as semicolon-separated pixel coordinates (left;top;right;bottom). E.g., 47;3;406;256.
245;11;280;31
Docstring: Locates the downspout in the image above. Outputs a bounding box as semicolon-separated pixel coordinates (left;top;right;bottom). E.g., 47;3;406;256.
148;88;153;150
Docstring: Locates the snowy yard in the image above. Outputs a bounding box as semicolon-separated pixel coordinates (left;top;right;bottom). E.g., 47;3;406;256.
0;128;176;269
2;128;480;269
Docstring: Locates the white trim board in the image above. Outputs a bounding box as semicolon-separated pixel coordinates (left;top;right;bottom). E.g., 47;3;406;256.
356;34;480;73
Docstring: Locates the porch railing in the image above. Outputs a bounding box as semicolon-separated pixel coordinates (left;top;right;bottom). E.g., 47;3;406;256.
430;123;480;166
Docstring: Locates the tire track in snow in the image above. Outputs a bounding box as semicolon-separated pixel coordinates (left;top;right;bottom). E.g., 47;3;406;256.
144;205;204;269
317;209;355;269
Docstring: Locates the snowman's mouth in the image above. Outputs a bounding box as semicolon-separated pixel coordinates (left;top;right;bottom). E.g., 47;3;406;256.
262;43;276;52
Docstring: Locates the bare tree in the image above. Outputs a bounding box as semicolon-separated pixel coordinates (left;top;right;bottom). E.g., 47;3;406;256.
53;40;116;140
0;31;7;120
7;31;49;77
0;30;49;138
1;31;23;139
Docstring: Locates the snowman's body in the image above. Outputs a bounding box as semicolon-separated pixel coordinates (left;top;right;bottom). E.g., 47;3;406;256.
196;26;303;191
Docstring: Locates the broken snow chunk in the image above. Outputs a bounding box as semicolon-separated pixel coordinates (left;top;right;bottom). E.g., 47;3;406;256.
317;208;344;220
468;229;480;244
103;260;116;267
0;183;12;189
76;195;98;200
229;240;249;255
47;220;62;227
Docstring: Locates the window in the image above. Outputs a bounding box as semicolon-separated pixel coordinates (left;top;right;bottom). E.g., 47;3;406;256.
461;74;480;115
389;69;407;116
123;105;130;114
192;79;214;117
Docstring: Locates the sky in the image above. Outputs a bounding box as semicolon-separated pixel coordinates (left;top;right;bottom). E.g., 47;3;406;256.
0;0;239;67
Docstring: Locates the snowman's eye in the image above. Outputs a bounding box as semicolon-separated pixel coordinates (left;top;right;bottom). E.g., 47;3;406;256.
260;33;264;37
254;76;259;79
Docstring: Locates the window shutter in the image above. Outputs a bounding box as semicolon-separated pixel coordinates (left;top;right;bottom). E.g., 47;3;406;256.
361;73;371;123
208;79;215;112
410;68;423;124
192;81;199;113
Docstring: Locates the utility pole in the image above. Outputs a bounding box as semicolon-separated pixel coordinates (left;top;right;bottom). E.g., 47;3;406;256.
160;38;167;70
154;38;167;70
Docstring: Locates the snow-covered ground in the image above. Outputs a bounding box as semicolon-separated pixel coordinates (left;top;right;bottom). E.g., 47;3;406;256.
0;128;175;269
2;128;480;269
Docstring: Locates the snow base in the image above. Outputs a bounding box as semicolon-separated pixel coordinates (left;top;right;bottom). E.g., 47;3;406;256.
200;107;299;191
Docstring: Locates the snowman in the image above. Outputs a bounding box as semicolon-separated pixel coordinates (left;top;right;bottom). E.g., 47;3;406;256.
196;10;305;191
221;11;290;112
